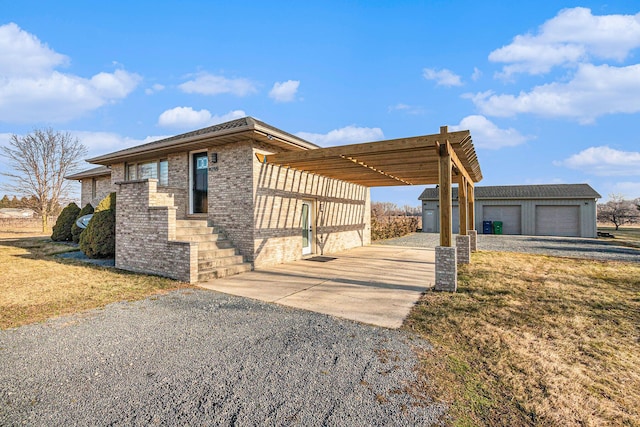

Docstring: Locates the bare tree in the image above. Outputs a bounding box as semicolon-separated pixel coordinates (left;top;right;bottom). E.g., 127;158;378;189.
0;128;87;231
597;194;640;230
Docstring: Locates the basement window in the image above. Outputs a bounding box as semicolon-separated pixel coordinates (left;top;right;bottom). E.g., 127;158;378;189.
126;159;168;186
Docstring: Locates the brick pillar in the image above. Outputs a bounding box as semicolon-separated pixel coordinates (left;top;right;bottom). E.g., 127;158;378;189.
435;246;457;292
456;235;471;264
468;230;478;252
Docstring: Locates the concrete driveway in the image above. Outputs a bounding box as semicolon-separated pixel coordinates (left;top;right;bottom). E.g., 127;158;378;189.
199;245;435;328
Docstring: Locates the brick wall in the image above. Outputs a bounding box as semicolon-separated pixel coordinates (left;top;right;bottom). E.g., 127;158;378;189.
207;141;255;260
115;179;197;283
252;143;371;268
80;175;116;207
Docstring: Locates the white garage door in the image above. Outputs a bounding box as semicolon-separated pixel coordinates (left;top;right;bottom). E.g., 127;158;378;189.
535;206;580;237
483;205;522;234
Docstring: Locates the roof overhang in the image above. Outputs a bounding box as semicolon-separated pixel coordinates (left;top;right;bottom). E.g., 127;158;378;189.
86;117;319;165
65;165;111;180
257;128;482;187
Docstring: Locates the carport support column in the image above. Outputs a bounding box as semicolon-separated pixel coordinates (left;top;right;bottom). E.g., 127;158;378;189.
435;126;457;292
468;183;477;252
468;230;477;252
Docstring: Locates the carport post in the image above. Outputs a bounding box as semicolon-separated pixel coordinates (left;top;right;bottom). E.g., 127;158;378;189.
467;182;477;252
456;176;471;264
435;126;457;292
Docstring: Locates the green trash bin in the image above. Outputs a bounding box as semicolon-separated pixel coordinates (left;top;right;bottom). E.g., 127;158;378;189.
493;221;503;235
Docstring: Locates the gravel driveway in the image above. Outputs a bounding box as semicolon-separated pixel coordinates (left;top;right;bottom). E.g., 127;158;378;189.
0;290;445;426
378;233;640;263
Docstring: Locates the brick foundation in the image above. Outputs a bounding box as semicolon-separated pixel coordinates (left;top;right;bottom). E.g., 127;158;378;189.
456;234;471;264
435;246;457;292
469;230;478;252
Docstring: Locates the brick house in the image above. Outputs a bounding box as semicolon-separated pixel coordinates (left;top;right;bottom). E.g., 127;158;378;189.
66;117;371;283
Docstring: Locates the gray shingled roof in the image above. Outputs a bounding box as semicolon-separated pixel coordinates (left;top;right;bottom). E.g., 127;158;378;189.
65;165;111;180
86;116;318;165
418;184;601;200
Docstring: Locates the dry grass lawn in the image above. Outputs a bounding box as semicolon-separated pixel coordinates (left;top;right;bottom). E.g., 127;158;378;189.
406;251;640;426
0;236;192;329
598;225;640;249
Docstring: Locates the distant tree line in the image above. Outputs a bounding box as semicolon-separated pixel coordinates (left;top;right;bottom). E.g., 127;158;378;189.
371;202;421;217
597;194;640;230
0;194;64;215
371;202;421;240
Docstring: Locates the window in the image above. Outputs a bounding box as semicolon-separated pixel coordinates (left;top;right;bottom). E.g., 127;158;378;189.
126;159;169;186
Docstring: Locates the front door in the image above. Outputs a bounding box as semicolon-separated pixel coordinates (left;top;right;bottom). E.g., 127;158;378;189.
192;152;208;214
301;201;312;255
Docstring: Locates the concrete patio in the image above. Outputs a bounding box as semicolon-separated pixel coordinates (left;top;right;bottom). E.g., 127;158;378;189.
199;245;435;328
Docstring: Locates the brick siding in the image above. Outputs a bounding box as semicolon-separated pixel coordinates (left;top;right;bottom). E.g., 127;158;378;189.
115;179;197;283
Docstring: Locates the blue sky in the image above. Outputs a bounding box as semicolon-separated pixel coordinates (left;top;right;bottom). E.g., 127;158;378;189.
1;1;639;206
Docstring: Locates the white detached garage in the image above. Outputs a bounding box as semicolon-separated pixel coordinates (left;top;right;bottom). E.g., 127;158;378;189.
419;184;601;238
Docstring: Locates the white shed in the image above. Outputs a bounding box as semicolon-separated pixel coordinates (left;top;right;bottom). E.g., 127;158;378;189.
419;184;601;238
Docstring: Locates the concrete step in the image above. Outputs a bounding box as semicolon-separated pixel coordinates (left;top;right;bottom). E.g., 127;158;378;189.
198;248;238;260
175;226;221;236
198;263;253;281
196;240;234;250
176;219;209;228
175;233;224;243
198;255;245;270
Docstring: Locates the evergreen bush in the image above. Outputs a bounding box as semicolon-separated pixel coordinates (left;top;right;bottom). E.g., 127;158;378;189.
71;203;95;243
79;193;116;258
51;202;80;241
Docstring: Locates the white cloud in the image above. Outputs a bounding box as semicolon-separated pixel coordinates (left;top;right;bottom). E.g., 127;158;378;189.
178;72;257;96
553;146;640;176
0;22;68;77
489;7;640;77
0;23;141;123
145;83;165;95
470;63;640;123
422;68;463;87
450;115;530;149
71;131;170;158
606;182;640;199
296;125;384;147
269;80;300;102
158;107;246;129
471;67;482;81
387;103;424;115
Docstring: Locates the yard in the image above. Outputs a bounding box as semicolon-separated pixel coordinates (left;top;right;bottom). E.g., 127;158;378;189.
0;233;191;329
1;229;639;426
407;249;640;426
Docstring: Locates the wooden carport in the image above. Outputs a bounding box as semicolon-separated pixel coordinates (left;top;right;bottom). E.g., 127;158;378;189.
257;126;483;291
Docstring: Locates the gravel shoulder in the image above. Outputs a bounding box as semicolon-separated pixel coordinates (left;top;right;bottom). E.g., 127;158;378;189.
377;233;640;263
0;289;445;426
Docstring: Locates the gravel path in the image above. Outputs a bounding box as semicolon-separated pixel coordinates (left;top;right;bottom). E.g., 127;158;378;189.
0;289;445;426
378;233;640;263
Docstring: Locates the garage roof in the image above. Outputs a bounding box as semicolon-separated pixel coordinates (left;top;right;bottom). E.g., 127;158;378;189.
419;184;601;200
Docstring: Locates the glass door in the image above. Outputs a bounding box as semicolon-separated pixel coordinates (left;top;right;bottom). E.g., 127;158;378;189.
301;201;312;255
192;152;208;214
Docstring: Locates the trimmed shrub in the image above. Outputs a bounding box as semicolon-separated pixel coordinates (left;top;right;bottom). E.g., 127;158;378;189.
79;193;116;258
71;203;95;243
94;192;116;212
51;202;80;241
